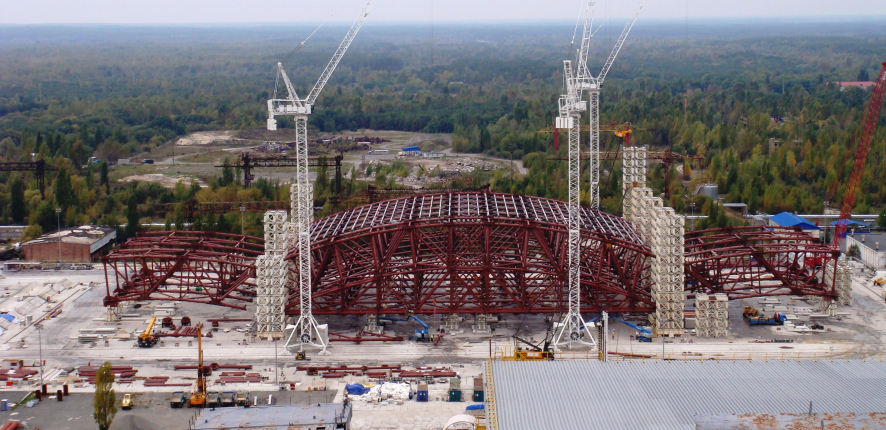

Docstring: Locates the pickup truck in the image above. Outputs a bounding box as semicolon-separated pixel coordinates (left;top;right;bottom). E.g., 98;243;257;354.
170;391;188;408
236;391;249;407
221;391;236;407
206;392;221;408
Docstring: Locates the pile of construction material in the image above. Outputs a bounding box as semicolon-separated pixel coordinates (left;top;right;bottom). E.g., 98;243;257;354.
256;141;292;153
351;382;412;402
76;327;120;343
77;365;137;383
144;376;191;387
0;368;39;382
215;372;263;384
696;293;728;338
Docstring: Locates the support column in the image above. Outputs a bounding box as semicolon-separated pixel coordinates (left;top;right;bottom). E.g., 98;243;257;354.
255;210;289;340
696;293;728;338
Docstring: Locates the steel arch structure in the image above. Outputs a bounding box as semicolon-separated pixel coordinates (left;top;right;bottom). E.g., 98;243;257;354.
684;226;839;300
103;231;265;310
286;191;655;316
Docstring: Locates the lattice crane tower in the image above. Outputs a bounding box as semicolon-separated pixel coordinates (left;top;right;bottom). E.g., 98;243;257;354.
267;0;376;353
553;1;644;349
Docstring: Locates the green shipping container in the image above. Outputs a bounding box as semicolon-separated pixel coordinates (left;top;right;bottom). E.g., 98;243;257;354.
448;389;462;402
472;390;484;402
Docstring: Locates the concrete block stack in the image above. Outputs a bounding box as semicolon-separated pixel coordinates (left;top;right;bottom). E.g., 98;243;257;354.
255;210;290;339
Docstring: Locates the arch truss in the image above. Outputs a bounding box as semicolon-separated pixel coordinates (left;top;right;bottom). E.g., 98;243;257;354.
102;231;264;310
288;191;655;316
684;226;839;300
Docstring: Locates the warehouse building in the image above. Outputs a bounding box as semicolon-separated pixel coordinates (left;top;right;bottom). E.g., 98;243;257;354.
484;359;886;430
768;212;820;238
22;226;116;263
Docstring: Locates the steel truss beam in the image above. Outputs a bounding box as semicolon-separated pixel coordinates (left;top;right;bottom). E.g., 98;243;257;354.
285;191;655;316
684;226;839;300
102;231;265;309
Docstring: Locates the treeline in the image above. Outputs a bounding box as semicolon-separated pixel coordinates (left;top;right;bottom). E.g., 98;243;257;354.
1;24;885;238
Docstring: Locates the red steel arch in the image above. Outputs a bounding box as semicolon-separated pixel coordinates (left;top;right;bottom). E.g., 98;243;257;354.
286;191;655;316
103;231;264;310
684;226;839;300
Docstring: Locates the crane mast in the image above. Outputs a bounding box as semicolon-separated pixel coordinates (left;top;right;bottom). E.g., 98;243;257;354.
553;1;643;349
267;0;376;355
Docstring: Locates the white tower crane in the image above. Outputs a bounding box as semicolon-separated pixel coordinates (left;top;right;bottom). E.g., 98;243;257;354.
270;0;377;354
553;1;643;349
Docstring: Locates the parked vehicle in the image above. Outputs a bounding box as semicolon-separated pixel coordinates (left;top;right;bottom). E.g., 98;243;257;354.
121;393;133;410
170;391;188;408
206;392;221;408
236;391;249;407
221;391;236;407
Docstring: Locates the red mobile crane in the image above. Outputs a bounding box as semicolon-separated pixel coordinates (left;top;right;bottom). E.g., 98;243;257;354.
831;62;886;251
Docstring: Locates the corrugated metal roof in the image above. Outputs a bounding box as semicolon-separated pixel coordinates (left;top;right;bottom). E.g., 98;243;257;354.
770;212;819;230
490;360;886;430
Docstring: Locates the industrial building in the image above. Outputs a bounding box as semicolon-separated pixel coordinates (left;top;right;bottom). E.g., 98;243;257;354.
484;360;886;430
845;232;886;270
190;403;352;430
0;226;25;242
769;211;821;238
22;225;116;263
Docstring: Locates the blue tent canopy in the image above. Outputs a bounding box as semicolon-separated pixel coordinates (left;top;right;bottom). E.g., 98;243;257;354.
770;212;819;230
829;219;869;228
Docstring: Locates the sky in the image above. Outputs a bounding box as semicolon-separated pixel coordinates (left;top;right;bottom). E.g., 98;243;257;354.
0;0;883;24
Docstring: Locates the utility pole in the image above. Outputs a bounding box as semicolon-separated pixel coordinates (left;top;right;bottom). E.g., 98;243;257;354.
274;335;279;387
55;207;62;268
37;323;43;388
690;202;696;231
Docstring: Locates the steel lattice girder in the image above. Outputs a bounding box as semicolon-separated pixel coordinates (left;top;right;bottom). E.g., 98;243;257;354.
103;231;265;309
285;191;655;316
684;226;840;300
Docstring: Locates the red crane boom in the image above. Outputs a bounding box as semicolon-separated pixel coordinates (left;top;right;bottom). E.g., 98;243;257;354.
832;62;886;250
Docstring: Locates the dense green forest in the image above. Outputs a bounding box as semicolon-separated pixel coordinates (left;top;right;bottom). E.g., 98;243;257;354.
1;20;885;241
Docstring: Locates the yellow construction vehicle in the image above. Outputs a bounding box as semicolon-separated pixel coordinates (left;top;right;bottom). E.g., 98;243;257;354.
137;316;158;348
121;393;133;410
189;323;207;408
742;306;759;318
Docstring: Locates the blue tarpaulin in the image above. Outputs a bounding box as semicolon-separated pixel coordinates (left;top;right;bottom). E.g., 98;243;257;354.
0;314;13;323
402;146;420;152
466;404;484;411
345;383;370;395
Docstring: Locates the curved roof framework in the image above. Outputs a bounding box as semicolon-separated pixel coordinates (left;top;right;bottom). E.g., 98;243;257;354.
684;226;839;299
287;191;655;316
103;231;264;309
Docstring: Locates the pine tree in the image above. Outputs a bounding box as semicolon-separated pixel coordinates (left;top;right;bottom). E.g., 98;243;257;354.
93;362;117;430
99;161;109;193
125;195;139;239
54;166;73;210
10;177;25;223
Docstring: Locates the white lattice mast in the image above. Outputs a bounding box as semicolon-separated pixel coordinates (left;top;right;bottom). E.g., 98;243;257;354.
255;211;290;340
267;0;376;354
552;0;596;349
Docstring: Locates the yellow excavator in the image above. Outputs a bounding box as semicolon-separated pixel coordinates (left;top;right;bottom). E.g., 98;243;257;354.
189;323;207;408
137;316;158;348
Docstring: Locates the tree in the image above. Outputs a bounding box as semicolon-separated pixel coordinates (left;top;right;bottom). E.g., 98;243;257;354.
221;158;234;186
125;194;139;239
99;161;109;193
93;361;118;430
878;206;886;230
54;166;73;210
858;68;871;82
10;177;25;223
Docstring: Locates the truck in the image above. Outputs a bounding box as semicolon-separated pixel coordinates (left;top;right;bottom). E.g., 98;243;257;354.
170;391;188;408
745;312;787;326
221;391;236;407
206;392;221;408
235;391;250;407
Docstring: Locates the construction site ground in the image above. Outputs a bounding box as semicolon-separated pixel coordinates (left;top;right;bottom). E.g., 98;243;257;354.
110;128;523;195
0;265;883;428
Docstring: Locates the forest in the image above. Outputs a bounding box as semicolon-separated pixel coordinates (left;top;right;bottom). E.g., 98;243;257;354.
1;19;885;241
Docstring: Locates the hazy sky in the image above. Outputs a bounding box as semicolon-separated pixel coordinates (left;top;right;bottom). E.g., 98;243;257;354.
1;0;883;24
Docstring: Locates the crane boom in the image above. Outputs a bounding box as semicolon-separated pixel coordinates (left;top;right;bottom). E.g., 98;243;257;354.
277;63;303;107
832;62;886;250
306;0;376;105
596;2;643;86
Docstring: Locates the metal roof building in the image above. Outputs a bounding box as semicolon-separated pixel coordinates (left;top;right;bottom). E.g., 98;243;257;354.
486;359;886;430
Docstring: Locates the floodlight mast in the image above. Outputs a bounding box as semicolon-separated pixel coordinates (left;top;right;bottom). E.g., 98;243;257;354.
267;0;377;354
